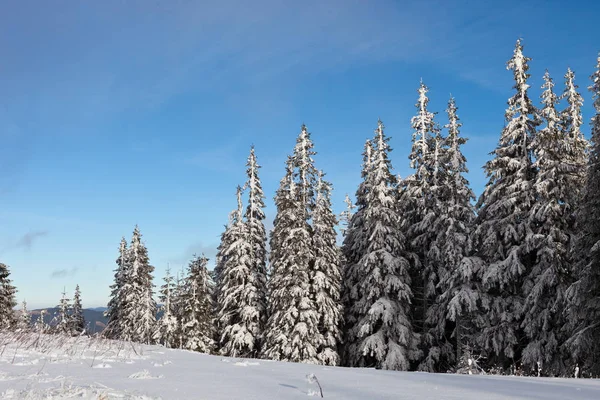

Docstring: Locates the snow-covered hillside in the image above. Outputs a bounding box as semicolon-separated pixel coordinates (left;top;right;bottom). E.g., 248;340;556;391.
0;332;599;399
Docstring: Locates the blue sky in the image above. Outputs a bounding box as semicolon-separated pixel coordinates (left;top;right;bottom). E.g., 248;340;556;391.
1;0;598;308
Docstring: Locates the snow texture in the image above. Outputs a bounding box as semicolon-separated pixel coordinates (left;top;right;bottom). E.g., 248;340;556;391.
0;332;598;399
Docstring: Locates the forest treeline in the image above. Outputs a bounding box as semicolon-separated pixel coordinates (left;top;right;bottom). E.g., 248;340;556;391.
2;40;600;377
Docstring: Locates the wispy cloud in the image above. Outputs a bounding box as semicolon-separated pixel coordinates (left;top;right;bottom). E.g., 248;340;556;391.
50;267;79;279
14;230;49;252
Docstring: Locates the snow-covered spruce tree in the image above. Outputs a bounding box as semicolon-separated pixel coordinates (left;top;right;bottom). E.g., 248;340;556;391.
55;289;71;335
243;146;268;352
345;120;417;370
401;81;436;338
519;70;578;375
401;81;448;371
122;226;156;344
560;68;589;199
421;96;479;372
341;140;374;365
18;300;30;331
70;284;85;335
172;267;187;349
262;153;320;363
0;263;17;330
154;267;178;348
180;255;215;353
217;186;262;357
439;97;483;367
312;171;343;365
339;194;355;237
473;39;539;369
104;237;128;339
214;218;233;320
565;54;600;375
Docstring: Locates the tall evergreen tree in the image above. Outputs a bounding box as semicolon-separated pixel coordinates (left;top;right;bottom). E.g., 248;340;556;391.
70;284;85;335
565;54;600;375
405;82;457;371
181;255;215;353
401;82;438;365
342;140;374;365
214;217;234;320
312;171;343;365
421;97;478;372
243;146;268;352
519;70;575;375
154;267;179;348
345;120;417;370
55;288;71;335
560;68;589;200
262;150;320;363
217;186;262;357
104;238;128;339
126;226;157;344
339;194;355;237
473;39;539;368
440;97;481;367
0;263;17;330
172;267;187;349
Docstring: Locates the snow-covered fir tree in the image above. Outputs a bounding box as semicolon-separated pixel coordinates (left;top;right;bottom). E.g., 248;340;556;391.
125;226;157;344
55;288;71;335
400;82;437;363
473;39;540;369
217;186;262;357
104;237;128;339
243;146;268;353
341;140;373;365
262;152;320;363
0;263;17;330
421;96;478;372
404;81;457;371
518;70;577;375
312;171;343;365
172;267;187;349
70;284;85;335
565;53;600;375
180;255;215;353
560;68;589;199
438;97;482;369
18;300;30;331
154;267;178;348
344;120;417;370
339;194;355;237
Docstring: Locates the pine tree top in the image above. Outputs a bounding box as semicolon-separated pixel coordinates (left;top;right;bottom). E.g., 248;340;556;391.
562;68;585;138
410;81;436;169
540;70;560;126
507;39;531;97
590;53;600;113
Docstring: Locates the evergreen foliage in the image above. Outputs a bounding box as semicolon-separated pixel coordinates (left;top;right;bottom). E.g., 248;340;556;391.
0;263;17;330
565;53;600;375
70;284;85;335
344;120;417;370
473;39;540;368
180;255;215;353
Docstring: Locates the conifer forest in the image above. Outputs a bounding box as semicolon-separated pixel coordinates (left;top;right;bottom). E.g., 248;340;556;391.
3;39;600;379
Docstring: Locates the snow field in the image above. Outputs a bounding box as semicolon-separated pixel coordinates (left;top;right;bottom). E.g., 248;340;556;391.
0;332;600;399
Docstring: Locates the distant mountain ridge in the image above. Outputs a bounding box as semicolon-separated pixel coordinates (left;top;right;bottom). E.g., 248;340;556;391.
30;307;108;334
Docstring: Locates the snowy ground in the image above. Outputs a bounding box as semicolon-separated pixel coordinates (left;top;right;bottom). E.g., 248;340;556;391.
0;332;599;399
